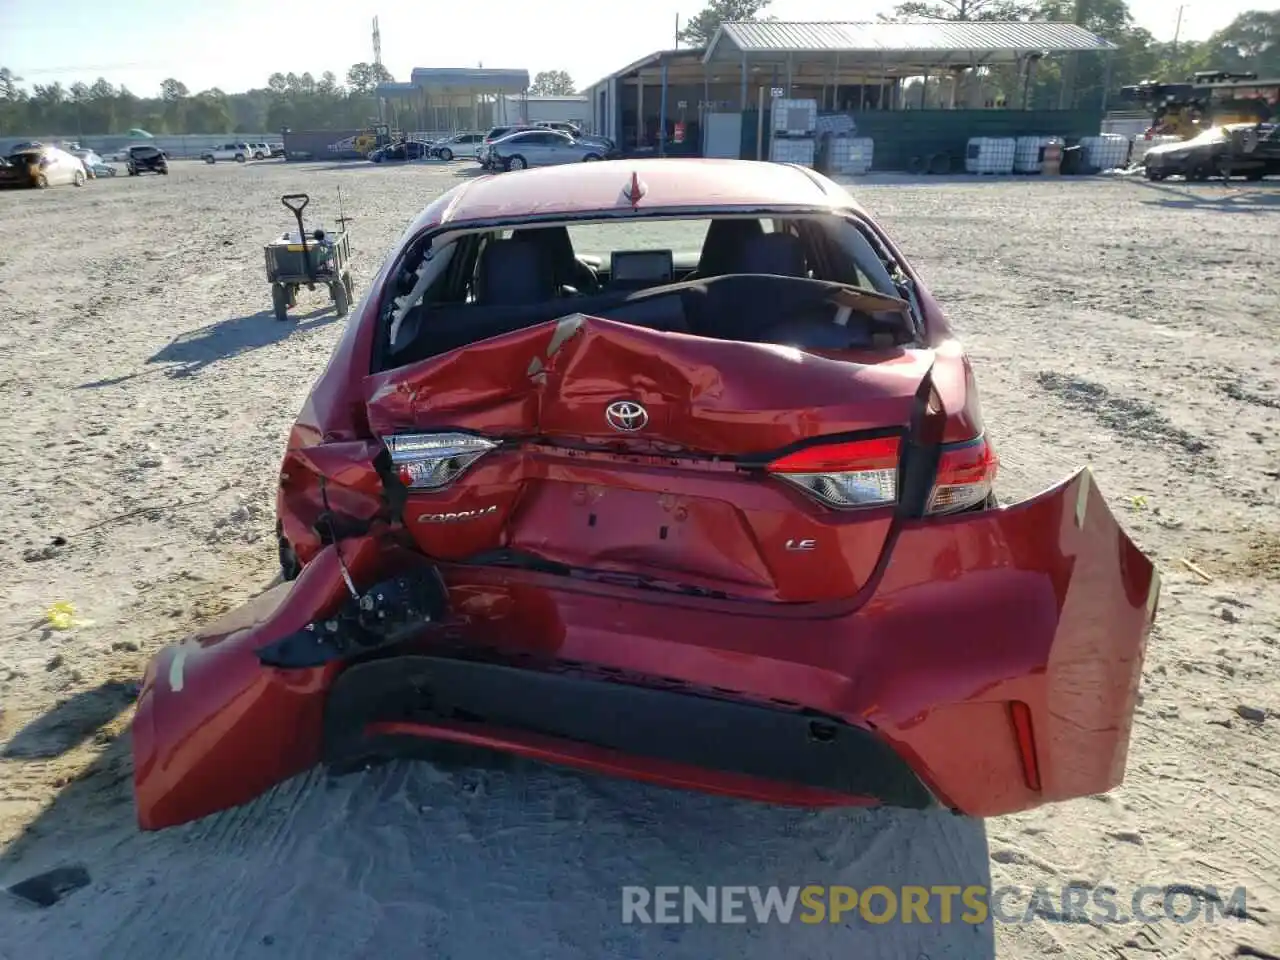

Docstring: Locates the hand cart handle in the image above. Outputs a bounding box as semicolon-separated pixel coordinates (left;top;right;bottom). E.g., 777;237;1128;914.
281;193;310;214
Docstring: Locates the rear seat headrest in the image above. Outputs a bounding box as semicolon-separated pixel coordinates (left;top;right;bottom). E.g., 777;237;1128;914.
737;232;807;278
476;238;556;306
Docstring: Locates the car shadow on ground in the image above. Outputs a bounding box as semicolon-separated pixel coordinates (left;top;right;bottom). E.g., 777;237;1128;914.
0;681;138;761
1134;179;1280;211
77;305;339;387
1;740;997;957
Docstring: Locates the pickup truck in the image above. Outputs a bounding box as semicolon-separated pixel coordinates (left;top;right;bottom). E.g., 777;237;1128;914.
201;142;252;163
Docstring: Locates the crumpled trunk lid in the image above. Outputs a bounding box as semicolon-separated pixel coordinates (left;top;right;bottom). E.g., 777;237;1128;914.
364;315;936;602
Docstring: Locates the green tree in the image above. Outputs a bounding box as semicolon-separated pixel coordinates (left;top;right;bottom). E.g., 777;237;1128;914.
317;70;341;96
0;66;23;101
888;0;1035;19
185;90;233;133
33;82;67;104
160;78;189;101
529;70;575;95
345;61;393;95
678;0;771;47
1202;10;1280;76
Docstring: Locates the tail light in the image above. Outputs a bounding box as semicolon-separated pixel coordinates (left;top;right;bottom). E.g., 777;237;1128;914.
383;433;496;489
765;436;899;509
927;436;998;515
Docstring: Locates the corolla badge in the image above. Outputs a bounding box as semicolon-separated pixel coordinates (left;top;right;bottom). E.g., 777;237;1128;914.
606;400;649;432
417;505;498;523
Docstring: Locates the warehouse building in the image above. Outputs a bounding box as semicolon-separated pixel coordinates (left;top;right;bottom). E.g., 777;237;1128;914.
582;20;1117;170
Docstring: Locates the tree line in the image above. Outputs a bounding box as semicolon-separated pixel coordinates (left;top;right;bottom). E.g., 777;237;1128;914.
0;62;581;137
0;62;403;137
2;2;1277;137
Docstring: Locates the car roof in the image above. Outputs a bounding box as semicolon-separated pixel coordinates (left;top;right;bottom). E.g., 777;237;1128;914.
426;158;847;227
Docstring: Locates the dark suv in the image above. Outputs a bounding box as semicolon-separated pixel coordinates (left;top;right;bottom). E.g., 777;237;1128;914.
127;145;169;176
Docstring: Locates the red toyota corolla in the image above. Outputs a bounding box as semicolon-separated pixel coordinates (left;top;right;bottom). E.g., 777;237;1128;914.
132;159;1158;830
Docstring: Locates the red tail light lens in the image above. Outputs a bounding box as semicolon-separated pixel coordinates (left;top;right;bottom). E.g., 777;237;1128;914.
383;433;497;489
765;436;900;509
927;436;998;515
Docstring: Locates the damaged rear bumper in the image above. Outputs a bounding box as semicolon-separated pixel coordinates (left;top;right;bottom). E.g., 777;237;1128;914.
322;654;935;808
132;468;1157;830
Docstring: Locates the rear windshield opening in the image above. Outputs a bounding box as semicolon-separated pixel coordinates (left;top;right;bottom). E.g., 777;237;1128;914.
379;214;918;373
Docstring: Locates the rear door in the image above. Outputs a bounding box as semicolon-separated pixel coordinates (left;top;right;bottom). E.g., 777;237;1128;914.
499;132;530;164
549;131;578;163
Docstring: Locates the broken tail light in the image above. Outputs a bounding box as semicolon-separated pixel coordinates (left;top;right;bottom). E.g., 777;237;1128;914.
765;436;900;509
927;435;998;515
383;433;497;490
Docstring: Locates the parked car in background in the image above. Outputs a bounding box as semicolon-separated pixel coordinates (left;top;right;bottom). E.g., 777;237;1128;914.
269;142;286;158
430;132;485;161
127;144;169;176
487;128;612;170
201;141;252;163
0;144;87;188
368;139;433;163
477;124;537;167
246;142;272;160
70;148;117;178
1144;122;1280;181
533;120;615;151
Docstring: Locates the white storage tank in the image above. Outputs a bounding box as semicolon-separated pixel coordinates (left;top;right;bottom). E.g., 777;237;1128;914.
831;136;874;175
965;138;1016;175
771;136;815;167
772;98;818;136
1014;136;1052;173
1080;134;1131;171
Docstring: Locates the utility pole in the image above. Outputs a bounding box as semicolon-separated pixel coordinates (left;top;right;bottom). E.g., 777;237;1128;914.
373;16;384;124
1171;5;1185;60
674;13;681;49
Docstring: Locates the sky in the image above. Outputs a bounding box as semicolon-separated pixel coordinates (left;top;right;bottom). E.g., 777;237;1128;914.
0;0;1258;99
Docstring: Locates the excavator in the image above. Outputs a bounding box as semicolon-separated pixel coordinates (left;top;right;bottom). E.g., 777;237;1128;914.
1120;71;1278;140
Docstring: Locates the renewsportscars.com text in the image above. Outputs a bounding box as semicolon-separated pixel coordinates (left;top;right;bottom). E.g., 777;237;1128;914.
620;885;1250;926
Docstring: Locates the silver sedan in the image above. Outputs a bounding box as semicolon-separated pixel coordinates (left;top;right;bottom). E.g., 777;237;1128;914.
488;129;610;171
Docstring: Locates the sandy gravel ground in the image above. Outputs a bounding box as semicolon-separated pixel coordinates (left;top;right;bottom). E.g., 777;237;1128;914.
0;160;1277;960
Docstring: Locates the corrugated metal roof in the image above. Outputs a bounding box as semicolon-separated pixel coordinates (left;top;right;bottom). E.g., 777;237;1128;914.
707;20;1116;60
582;48;707;93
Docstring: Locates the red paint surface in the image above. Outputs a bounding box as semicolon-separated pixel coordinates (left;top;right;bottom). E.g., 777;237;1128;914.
135;471;1155;829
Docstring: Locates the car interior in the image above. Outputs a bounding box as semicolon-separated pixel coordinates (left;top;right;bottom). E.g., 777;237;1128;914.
379;216;920;372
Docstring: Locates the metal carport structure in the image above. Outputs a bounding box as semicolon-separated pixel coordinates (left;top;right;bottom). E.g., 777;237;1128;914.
585;21;1117;162
703;20;1117;111
377;68;531;136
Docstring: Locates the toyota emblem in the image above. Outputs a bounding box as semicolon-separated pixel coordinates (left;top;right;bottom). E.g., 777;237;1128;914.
606;400;649;432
